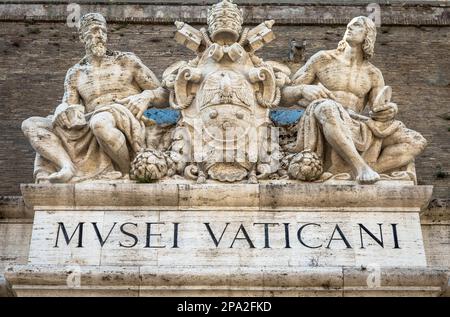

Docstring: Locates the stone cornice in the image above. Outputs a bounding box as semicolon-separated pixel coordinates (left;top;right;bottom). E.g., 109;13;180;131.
0;2;449;25
5;265;450;297
19;182;433;212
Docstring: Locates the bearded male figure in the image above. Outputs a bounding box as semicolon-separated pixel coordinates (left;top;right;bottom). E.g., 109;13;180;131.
282;16;427;184
22;13;168;183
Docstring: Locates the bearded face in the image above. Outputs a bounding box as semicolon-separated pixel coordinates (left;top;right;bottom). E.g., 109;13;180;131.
89;40;106;57
81;23;108;57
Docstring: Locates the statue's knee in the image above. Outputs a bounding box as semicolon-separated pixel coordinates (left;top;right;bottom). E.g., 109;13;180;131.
400;130;427;156
90;114;105;131
21;117;38;136
411;132;427;153
90;114;113;139
313;100;339;122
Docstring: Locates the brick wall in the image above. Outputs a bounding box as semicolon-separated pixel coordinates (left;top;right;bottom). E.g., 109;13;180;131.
0;7;449;199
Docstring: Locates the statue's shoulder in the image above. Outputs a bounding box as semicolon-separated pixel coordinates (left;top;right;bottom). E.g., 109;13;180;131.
365;61;383;81
76;55;90;68
64;59;85;80
308;49;337;65
110;51;142;65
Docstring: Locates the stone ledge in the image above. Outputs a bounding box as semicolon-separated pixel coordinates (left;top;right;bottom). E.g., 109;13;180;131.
0;274;14;297
20;183;433;212
3;194;447;220
4;265;449;297
3;1;448;5
0;3;449;25
0;196;32;219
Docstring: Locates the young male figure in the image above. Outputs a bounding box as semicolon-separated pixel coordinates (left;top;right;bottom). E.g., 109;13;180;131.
282;16;426;184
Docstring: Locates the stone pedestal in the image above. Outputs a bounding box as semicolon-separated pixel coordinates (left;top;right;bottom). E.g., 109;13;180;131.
5;182;449;296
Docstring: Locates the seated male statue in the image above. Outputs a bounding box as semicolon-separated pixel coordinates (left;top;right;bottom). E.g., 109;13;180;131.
22;13;168;183
282;16;427;184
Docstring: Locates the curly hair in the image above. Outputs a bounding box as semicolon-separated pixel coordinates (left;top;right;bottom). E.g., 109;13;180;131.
337;16;377;60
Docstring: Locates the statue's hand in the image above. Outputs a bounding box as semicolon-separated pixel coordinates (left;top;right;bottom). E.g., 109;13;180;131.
53;110;70;128
370;102;398;122
116;91;154;120
52;103;71;128
53;104;86;129
301;84;335;101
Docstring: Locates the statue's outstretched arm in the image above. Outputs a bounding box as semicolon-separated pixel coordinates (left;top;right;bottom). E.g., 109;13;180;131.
280;52;326;106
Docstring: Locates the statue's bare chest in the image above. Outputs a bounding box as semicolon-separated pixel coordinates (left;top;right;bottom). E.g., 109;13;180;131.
77;63;134;100
316;61;372;97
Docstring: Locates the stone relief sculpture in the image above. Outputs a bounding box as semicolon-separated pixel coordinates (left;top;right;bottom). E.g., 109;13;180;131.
21;2;427;186
281;16;427;184
21;13;168;183
141;0;288;184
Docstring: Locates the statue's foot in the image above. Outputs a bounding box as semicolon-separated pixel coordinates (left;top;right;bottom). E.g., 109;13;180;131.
100;171;126;180
356;166;380;184
36;178;51;184
197;175;206;184
48;165;75;183
35;172;51;184
248;174;258;184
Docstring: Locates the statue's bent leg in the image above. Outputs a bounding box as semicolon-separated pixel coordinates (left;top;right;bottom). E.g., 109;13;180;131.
21;116;75;183
90;112;130;175
33;154;57;183
373;126;427;173
313;100;380;184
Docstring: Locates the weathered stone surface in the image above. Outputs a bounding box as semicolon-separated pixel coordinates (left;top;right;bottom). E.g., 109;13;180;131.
1;2;448;25
282;16;428;185
20;182;433;211
26;208;427;267
342;267;450;296
0;196;32;219
259;183;433;211
20;183;75;208
179;184;260;210
0;222;32;270
0;1;448;298
1;21;449;198
5;265;449;297
1;195;447;275
4;265;140;297
421;223;450;267
73;182;179;207
20;13;169;185
7;0;446;190
14;180;433;296
0;274;13;297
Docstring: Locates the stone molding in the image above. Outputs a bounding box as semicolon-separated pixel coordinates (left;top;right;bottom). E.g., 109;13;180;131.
1;2;449;25
5;264;449;296
0;274;14;297
20;183;433;211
